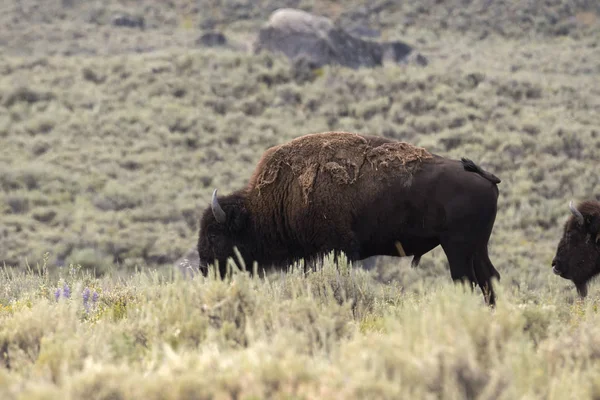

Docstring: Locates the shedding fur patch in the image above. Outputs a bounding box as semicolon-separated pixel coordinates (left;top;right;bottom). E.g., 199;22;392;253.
253;131;432;203
366;142;431;169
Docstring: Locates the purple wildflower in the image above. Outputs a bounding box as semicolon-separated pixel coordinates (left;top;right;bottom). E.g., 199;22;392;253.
82;287;90;303
62;283;71;299
82;287;91;313
54;288;61;302
92;291;99;303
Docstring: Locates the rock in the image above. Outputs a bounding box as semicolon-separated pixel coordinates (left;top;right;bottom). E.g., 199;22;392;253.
347;25;381;38
387;46;429;67
82;67;106;84
253;8;427;69
382;41;413;63
3;86;55;107
291;56;320;84
112;14;145;29
196;31;228;47
32;209;57;223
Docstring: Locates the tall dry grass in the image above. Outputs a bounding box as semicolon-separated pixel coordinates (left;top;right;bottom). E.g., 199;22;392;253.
1;256;600;399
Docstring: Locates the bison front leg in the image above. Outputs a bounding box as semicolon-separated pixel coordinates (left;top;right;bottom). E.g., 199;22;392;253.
575;282;588;298
332;243;361;266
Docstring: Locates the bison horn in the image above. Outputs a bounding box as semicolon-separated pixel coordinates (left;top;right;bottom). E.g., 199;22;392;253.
211;189;227;224
569;200;584;226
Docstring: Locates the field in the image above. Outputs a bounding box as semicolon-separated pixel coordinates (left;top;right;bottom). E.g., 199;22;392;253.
1;0;600;398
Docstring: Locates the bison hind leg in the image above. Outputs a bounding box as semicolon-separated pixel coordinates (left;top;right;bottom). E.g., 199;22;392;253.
440;238;479;293
472;246;500;307
411;255;421;268
440;243;476;283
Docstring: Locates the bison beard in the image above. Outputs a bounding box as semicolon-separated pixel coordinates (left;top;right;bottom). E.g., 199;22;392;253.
198;131;502;306
552;200;600;298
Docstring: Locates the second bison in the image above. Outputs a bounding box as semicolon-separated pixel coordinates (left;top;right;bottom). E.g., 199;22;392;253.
198;131;502;305
552;200;600;297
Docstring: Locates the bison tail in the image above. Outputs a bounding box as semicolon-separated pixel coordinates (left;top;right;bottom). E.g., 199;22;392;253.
461;157;501;185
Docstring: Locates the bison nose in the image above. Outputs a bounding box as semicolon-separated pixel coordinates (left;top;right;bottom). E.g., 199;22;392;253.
198;261;209;275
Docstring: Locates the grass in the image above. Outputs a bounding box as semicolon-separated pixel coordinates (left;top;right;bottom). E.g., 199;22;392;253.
1;44;599;274
1;0;600;397
1;258;600;398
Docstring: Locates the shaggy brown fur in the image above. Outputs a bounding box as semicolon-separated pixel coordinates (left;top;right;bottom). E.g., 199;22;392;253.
552;200;600;297
251;131;432;203
198;131;501;306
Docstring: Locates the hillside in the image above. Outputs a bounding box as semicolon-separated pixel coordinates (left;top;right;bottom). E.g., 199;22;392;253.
2;0;600;398
2;0;599;289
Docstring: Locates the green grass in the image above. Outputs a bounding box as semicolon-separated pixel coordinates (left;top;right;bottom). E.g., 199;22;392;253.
1;0;600;397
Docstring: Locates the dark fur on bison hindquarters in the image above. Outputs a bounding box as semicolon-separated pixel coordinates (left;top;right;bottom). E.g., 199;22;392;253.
198;131;502;307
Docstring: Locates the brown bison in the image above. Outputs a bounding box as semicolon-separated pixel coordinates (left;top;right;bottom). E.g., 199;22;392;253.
198;132;502;305
552;200;600;297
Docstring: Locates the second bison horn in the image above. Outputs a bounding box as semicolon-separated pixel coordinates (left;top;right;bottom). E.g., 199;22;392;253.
211;189;227;224
569;200;584;226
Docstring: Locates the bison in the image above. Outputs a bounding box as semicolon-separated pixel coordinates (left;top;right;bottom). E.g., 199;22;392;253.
198;132;502;305
552;200;600;297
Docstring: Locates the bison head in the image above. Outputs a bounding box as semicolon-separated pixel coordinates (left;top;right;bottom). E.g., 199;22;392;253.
197;189;251;275
552;200;600;297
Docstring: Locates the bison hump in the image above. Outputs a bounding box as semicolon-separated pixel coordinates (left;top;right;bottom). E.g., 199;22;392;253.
251;132;432;203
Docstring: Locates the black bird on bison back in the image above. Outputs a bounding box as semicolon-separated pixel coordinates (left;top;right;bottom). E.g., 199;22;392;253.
552;200;600;298
197;131;502;306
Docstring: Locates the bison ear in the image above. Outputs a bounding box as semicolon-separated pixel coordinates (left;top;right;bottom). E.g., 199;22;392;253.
588;215;600;241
